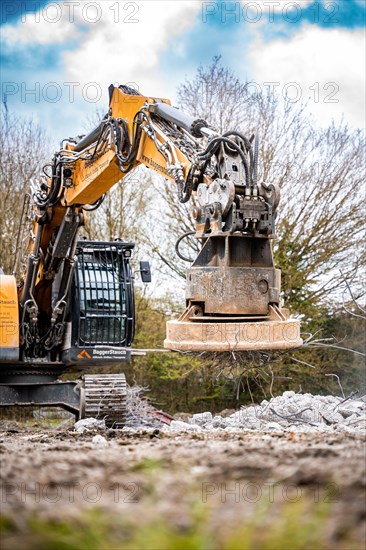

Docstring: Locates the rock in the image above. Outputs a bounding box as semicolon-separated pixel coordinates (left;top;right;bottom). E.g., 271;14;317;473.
173;413;191;422
296;393;310;402
320;409;344;425
226;420;245;430
282;391;296;399
285;404;302;415
230;407;260;423
74;418;106;433
204;423;214;430
218;408;236;417
338;407;356;418
345;414;366;427
316;396;330;403
349;401;365;410
92;435;107;446
336;401;364;420
244;420;262;430
353;420;366;430
212;416;227;429
297;399;314;410
229;411;243;422
344;413;359;425
191;412;212;425
300;409;320;423
265;422;283;431
326;396;341;404
169;420;202;432
173;390;366;434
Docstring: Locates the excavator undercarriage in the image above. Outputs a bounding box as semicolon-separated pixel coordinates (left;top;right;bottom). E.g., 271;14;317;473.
0;373;127;427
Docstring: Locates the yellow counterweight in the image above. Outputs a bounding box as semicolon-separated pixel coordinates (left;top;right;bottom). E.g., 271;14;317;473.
0;275;19;361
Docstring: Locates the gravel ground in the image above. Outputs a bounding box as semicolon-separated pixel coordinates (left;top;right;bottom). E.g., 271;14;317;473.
0;408;365;549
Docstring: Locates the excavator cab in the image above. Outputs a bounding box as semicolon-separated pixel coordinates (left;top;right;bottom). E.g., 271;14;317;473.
0;240;143;425
61;240;136;365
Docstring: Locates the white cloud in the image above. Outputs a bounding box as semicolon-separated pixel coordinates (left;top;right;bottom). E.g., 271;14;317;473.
1;3;78;45
62;1;201;98
3;0;364;135
247;25;366;129
1;1;201;101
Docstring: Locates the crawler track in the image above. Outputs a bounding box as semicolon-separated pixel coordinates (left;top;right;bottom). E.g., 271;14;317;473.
81;373;127;427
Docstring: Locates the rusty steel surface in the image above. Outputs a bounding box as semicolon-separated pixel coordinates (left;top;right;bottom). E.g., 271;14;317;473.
164;318;302;352
186;267;280;315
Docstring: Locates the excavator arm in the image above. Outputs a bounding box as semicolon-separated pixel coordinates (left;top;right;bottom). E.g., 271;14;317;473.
2;83;302;370
0;82;302;425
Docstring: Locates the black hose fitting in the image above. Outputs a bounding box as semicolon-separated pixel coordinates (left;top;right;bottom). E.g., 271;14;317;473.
190;118;209;138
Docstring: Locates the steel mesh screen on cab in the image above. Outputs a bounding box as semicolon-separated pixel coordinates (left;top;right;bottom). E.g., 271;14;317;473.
75;244;131;346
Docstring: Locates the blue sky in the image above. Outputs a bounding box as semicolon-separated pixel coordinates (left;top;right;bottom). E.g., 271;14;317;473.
1;0;365;144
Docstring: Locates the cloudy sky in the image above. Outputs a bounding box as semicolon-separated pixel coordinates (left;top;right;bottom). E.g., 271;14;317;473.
1;0;365;143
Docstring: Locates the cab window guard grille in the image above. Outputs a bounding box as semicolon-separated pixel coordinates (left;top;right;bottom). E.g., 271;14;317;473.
75;242;134;346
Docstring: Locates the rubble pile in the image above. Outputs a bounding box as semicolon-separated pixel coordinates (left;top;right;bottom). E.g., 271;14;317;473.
73;390;366;435
168;391;366;434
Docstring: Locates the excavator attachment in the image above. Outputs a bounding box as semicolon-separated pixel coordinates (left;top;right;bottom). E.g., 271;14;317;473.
165;311;302;352
164;235;302;352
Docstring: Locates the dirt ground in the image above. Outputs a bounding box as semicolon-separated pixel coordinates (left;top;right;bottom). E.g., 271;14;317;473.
0;421;365;550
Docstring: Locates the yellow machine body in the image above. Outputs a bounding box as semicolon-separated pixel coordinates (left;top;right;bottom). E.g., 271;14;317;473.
0;275;19;361
64;88;190;206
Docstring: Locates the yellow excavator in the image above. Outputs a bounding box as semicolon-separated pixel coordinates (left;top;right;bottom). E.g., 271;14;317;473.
0;84;302;425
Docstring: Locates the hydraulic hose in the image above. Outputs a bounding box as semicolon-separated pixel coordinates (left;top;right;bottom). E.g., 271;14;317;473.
198;136;251;188
73;121;105;152
175;231;196;262
222;131;254;181
252;133;259;191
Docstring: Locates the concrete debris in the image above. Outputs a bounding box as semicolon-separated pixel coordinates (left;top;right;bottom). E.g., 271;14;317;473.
92;434;108;446
125;385;161;429
169;420;202;432
74;418;106;433
165;392;366;435
191;412;212;425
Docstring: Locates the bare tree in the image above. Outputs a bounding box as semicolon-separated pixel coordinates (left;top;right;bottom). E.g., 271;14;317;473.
141;176;199;281
149;58;366;316
82;167;152;249
0;104;49;274
177;55;253;132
